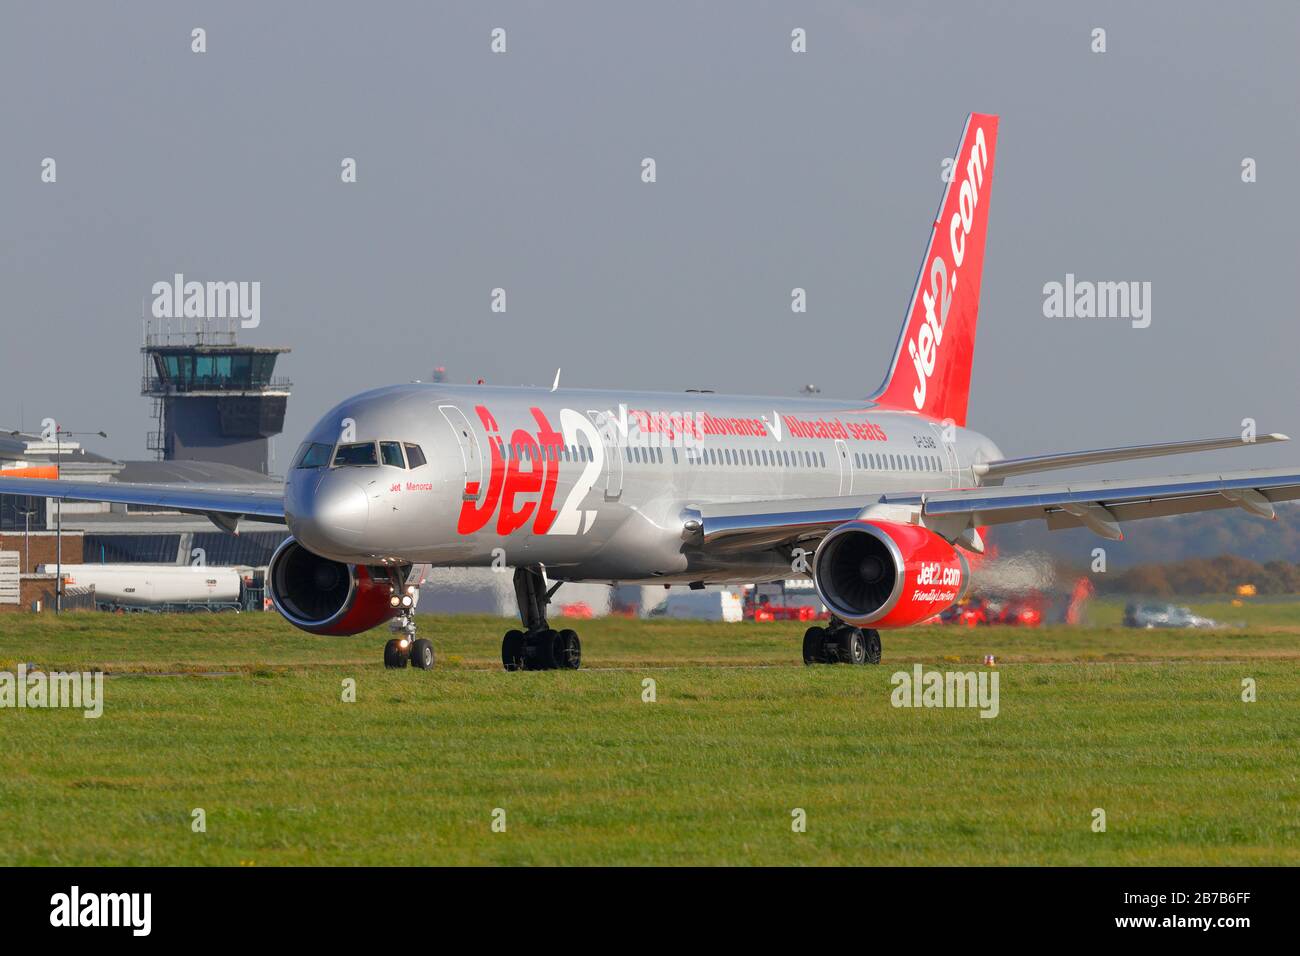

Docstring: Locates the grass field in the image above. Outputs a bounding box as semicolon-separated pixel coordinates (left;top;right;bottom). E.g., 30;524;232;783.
1;608;1297;865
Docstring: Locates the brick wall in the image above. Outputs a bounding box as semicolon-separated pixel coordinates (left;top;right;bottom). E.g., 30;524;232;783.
0;532;84;575
0;576;96;614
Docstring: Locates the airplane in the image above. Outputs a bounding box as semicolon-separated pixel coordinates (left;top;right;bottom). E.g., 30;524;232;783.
4;112;1298;671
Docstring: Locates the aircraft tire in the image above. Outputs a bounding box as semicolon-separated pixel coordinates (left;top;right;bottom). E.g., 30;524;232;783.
502;630;526;671
555;629;582;670
802;626;828;665
838;628;868;664
524;628;559;671
383;639;408;669
863;629;882;665
410;638;434;670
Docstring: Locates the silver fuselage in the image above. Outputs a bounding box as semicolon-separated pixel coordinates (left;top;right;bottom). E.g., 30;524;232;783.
284;384;1002;584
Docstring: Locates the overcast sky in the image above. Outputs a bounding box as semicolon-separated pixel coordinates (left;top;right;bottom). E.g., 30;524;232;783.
2;1;1297;477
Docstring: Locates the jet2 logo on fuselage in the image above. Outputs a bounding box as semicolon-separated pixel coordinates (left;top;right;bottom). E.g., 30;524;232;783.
456;405;602;537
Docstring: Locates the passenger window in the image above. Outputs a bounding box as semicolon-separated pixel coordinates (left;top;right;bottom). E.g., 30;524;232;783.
380;441;405;468
333;442;378;467
404;443;427;468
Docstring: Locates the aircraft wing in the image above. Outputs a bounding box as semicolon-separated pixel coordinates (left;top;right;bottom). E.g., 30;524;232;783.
972;433;1288;481
686;466;1300;551
0;475;285;532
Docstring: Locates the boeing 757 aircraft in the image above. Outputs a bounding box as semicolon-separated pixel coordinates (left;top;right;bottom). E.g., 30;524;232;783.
4;113;1297;671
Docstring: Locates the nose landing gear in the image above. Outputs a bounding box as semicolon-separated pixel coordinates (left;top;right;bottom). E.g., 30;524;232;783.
501;567;582;671
383;618;433;669
383;572;434;669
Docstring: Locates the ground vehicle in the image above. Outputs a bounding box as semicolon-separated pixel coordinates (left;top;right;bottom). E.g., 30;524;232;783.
40;563;244;611
938;594;1042;627
1123;603;1217;629
939;597;988;627
651;590;745;622
987;596;1043;627
743;582;829;622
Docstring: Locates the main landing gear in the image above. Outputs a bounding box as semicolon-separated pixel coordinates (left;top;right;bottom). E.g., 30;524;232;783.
383;571;434;670
501;566;582;671
802;618;882;666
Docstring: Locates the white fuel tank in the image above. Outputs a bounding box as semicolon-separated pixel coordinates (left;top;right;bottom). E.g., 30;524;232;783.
37;563;243;607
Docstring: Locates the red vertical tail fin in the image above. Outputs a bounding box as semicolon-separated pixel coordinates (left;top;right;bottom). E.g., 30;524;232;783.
869;113;998;428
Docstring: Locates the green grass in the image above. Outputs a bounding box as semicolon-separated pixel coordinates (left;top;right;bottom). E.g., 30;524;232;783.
1;613;1297;865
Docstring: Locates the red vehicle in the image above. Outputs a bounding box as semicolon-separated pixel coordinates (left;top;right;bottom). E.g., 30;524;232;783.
743;583;830;623
988;597;1042;627
939;597;988;627
938;594;1043;628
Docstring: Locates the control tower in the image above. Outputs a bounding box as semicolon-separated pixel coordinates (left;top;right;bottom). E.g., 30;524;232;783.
142;318;291;475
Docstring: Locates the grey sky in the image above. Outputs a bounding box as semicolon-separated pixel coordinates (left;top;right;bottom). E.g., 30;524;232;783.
2;0;1297;477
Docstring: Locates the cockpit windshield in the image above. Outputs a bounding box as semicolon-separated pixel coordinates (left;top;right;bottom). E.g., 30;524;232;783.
294;438;428;469
293;442;334;469
333;442;379;467
321;440;427;468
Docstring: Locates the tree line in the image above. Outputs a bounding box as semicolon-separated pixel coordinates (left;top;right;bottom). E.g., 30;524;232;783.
1091;554;1300;596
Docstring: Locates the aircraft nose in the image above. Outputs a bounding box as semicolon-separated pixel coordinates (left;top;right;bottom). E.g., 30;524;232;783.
288;474;369;554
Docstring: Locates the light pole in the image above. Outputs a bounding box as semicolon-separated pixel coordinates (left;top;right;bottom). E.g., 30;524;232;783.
17;506;36;573
6;433;36;573
13;427;107;613
55;428;107;613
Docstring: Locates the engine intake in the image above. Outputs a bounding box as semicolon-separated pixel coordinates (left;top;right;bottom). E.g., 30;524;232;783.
813;520;969;628
267;537;401;636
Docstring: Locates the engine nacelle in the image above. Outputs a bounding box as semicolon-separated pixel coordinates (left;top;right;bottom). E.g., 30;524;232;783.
267;537;402;636
812;520;970;629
